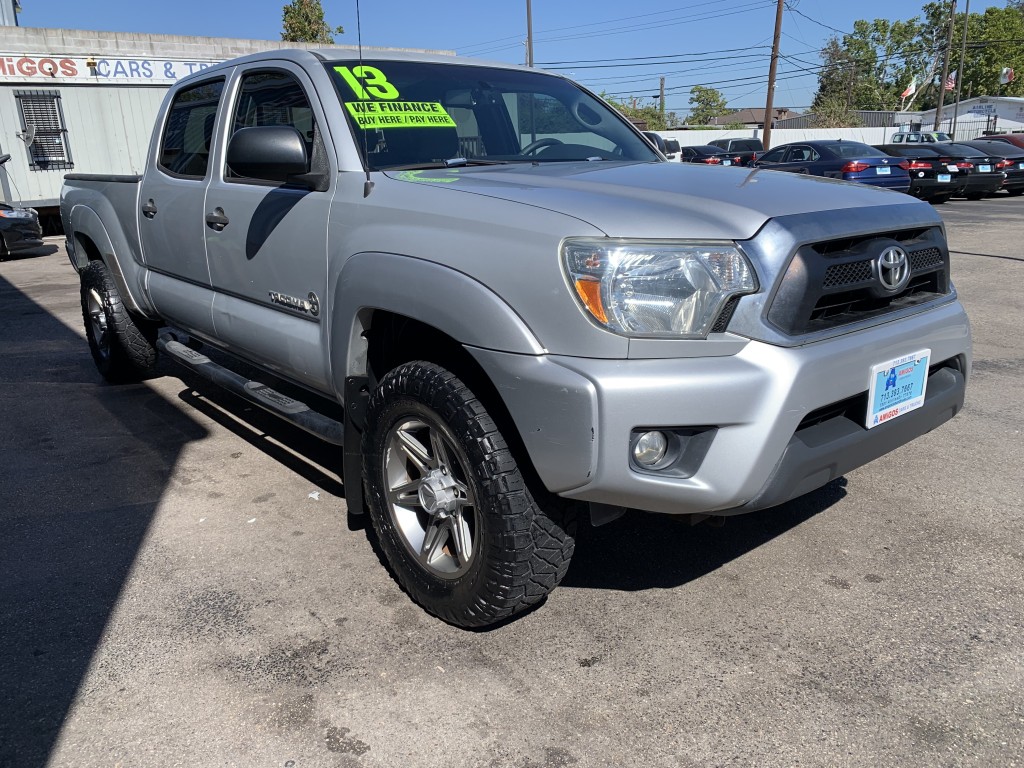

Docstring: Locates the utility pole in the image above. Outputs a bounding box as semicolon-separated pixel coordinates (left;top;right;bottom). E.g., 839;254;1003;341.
934;0;957;131
526;0;534;67
761;0;784;150
659;76;665;121
951;0;970;138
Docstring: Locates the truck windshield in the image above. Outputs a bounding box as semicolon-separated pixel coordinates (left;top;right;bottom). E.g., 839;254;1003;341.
325;59;660;170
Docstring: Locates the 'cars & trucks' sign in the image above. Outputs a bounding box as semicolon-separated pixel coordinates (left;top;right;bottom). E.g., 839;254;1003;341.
0;54;221;84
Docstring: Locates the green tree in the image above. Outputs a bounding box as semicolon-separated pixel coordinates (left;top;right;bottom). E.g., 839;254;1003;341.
811;95;862;128
686;85;729;125
601;94;679;130
811;3;1024;113
282;0;344;45
811;18;924;113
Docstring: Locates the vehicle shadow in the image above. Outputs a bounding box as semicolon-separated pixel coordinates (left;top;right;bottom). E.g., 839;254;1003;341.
0;242;59;261
0;272;207;768
561;478;846;592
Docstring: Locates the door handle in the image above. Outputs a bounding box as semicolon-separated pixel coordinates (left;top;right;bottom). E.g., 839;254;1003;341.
142;199;157;219
205;208;229;231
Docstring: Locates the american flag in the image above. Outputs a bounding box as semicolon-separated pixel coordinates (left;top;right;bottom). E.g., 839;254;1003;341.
944;70;957;91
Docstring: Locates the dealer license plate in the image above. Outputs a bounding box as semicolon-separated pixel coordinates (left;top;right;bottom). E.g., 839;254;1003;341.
937;173;951;182
866;349;931;429
1018;162;1024;170
723;159;732;166
876;166;891;175
978;164;992;172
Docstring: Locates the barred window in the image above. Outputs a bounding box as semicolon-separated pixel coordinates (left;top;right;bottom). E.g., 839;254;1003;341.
15;90;73;171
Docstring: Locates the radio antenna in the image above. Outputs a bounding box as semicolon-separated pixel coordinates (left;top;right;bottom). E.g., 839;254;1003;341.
356;0;373;196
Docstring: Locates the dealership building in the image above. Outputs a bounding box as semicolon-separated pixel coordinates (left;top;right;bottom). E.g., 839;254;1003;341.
0;8;444;224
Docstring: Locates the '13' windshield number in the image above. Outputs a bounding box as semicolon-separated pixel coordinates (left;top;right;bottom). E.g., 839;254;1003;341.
335;65;400;100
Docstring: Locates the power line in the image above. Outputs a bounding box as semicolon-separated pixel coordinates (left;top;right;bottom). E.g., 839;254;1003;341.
456;0;753;52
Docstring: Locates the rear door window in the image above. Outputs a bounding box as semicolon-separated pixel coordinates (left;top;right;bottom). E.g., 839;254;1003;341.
158;79;225;179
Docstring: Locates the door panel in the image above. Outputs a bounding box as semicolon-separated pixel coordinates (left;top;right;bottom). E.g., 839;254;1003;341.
140;78;225;331
205;64;333;392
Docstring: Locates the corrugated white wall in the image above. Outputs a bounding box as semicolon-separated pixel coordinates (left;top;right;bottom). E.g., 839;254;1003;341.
0;85;166;207
657;127;893;152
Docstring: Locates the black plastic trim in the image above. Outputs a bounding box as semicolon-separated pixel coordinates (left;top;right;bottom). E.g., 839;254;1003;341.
735;363;965;514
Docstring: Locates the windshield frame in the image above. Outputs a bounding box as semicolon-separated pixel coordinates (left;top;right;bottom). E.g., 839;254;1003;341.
322;59;662;171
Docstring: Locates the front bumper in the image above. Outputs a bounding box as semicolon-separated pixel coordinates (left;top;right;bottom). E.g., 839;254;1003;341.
471;300;970;516
1;221;43;252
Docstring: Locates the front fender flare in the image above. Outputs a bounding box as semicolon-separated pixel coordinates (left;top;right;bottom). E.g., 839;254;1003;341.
330;252;545;383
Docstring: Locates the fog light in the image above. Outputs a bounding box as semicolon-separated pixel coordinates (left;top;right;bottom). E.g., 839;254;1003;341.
633;431;668;466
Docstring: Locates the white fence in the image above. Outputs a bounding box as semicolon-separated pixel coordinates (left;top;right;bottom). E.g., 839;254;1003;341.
654;127;894;151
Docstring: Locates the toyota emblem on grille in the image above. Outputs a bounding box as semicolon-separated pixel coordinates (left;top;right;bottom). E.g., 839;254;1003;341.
877;246;910;292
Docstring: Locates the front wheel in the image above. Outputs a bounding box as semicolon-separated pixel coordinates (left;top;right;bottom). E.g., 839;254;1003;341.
80;260;158;382
362;361;576;628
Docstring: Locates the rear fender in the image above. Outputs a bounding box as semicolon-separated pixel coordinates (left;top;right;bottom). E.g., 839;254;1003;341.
69;204;150;317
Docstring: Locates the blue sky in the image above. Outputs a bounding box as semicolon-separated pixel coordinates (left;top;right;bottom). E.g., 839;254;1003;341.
16;0;1012;114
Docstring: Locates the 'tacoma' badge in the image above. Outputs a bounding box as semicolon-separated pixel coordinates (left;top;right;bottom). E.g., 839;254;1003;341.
269;291;320;317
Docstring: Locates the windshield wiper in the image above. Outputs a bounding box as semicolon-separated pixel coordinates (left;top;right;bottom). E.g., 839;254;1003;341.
380;158;510;171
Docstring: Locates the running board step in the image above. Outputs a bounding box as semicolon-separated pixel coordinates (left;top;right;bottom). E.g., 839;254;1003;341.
157;334;344;446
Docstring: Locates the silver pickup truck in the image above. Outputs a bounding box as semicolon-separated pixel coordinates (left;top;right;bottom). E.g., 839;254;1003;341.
61;50;970;628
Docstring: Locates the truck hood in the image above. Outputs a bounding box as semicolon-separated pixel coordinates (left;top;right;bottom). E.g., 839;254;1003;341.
384;161;928;241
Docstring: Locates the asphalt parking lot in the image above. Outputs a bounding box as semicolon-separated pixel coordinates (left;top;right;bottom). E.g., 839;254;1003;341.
1;196;1021;768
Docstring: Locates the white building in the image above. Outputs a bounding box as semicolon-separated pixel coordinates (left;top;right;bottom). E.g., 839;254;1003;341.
0;18;446;223
903;96;1024;139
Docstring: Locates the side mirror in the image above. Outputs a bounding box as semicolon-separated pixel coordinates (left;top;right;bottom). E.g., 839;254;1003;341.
664;139;680;154
0;153;10;165
227;126;317;187
642;131;667;153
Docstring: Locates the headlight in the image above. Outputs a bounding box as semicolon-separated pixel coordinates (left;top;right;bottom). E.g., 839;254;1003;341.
0;209;35;219
561;238;758;338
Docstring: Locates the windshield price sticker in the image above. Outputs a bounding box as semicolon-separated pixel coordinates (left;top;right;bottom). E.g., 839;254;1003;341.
866;349;930;429
345;100;456;129
335;64;455;129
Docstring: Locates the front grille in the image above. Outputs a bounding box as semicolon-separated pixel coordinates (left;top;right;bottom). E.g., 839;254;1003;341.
823;260;872;288
767;227;951;336
911;247;943;271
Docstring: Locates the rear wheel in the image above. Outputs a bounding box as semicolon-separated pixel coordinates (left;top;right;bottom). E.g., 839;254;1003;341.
80;260;158;382
362;361;576;628
1008;188;1024;196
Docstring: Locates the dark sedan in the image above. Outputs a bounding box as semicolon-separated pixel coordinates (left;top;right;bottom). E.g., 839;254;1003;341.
678;145;743;166
956;139;1024;195
0;201;43;258
978;133;1024;151
751;140;911;192
893;143;1006;199
874;144;969;203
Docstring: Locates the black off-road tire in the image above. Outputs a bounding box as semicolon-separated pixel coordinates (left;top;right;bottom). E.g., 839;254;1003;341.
362;361;577;628
80;260;158;383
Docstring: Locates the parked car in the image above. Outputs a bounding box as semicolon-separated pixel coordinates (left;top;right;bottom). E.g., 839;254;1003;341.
894;143;1006;199
889;131;953;144
972;133;1024;151
642;131;680;161
0;153;43;258
707;137;763;166
955;139;1024;195
874;144;969;203
678;144;742;166
752;140;912;192
61;50;970;628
